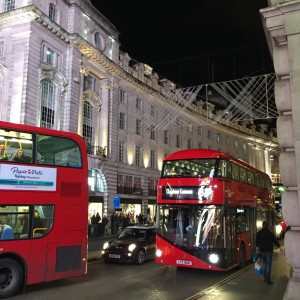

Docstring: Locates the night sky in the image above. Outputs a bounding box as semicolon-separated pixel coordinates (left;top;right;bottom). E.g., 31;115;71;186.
90;0;274;87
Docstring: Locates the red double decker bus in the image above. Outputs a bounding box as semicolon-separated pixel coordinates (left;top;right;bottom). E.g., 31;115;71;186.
155;149;275;271
0;121;88;298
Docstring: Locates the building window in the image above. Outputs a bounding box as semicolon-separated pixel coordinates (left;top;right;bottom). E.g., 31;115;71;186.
189;124;192;133
88;169;104;193
207;130;211;139
136;98;142;110
243;142;247;151
135;146;142;166
198;126;202;136
49;3;58;23
150;125;156;140
198;142;202;148
217;133;221;143
148;178;157;196
94;32;104;51
176;135;181;148
41;79;56;129
119;112;126;130
187;139;192;149
84;75;96;92
4;0;15;12
150;150;156;169
83;101;93;145
44;47;58;67
133;177;142;194
119;89;127;103
176;117;181;126
164;131;169;145
136;119;142;135
150;105;156;117
118;141;126;163
234;140;239;148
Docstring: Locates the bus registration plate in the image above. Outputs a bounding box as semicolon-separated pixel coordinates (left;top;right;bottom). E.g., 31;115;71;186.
176;260;192;266
109;254;120;259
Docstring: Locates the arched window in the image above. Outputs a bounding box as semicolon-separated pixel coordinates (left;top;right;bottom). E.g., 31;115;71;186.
94;32;104;51
41;79;56;129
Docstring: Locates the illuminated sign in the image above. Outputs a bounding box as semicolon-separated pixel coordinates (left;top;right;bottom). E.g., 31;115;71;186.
162;186;213;201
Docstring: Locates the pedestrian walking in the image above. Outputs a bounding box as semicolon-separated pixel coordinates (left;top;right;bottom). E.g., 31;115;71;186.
256;220;282;284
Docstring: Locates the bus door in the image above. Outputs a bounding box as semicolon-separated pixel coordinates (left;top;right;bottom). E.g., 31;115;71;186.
223;206;237;267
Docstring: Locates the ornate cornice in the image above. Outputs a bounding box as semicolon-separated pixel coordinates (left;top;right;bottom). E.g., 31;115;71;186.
0;5;70;43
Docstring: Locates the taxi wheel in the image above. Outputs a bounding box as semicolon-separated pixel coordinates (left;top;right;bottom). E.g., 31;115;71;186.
135;249;146;265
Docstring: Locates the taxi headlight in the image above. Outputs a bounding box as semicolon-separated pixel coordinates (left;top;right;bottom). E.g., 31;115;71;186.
208;253;219;264
128;244;136;252
103;242;109;250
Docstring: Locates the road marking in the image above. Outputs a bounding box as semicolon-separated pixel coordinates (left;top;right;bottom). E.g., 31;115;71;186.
185;263;253;300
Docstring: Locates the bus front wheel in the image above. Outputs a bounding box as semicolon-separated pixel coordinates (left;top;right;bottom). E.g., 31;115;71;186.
0;258;24;299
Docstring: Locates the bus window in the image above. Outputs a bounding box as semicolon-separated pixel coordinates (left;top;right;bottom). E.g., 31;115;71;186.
157;205;223;249
0;129;33;163
232;163;239;181
37;135;82;167
239;167;247;183
0;205;54;239
247;170;254;185
218;159;228;177
32;205;54;238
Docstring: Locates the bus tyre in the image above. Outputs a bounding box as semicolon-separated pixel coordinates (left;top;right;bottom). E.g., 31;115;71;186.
239;244;246;268
0;258;24;299
135;249;146;265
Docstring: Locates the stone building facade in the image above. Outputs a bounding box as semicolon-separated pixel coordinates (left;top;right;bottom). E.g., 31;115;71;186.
261;1;300;298
0;0;279;224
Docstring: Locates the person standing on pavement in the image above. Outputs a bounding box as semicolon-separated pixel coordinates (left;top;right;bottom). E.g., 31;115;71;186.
102;215;109;233
256;220;282;284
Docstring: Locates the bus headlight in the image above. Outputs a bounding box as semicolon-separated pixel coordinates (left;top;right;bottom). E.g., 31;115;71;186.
208;253;219;264
128;244;136;252
156;249;163;257
103;242;109;250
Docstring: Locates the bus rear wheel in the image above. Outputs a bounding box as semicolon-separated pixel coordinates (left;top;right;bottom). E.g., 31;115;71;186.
0;258;24;299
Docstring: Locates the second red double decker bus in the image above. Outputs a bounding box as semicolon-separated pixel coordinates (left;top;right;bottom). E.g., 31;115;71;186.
155;149;275;271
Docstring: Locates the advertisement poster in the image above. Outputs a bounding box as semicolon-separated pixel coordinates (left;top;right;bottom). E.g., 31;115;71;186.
0;164;57;191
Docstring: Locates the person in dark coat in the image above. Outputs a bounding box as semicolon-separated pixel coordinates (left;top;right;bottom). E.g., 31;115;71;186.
256;220;282;284
102;215;109;233
95;212;101;223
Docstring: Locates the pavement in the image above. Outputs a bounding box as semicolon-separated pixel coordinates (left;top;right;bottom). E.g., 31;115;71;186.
88;234;291;300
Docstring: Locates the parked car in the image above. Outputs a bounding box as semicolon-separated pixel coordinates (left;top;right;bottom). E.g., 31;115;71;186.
102;225;156;264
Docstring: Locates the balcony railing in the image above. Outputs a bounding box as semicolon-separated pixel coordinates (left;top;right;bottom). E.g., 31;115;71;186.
86;144;107;158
